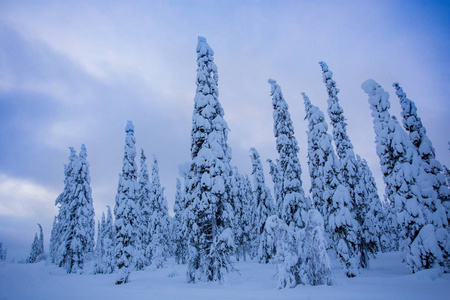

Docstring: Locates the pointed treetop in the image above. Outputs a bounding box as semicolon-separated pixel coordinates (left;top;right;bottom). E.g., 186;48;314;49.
197;36;214;58
125;120;134;134
69;147;77;161
80;144;87;159
141;149;146;163
302;92;312;116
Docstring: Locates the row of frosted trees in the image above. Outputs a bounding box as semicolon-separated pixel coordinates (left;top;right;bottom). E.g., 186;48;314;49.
46;36;449;288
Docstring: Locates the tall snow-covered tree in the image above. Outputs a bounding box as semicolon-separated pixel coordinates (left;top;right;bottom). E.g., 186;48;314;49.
243;174;257;258
185;36;235;282
319;61;381;269
147;155;170;269
114;121;142;284
59;144;96;273
303;93;340;233
138;149;152;266
52;147;77;266
267;158;282;217
173;178;187;264
249;147;275;263
393;83;449;227
362;79;447;273
268;79;310;228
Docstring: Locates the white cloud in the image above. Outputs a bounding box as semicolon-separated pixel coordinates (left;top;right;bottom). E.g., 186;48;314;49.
0;174;59;218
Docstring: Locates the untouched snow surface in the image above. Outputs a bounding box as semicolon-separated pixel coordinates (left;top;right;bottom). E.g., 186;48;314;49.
1;252;449;300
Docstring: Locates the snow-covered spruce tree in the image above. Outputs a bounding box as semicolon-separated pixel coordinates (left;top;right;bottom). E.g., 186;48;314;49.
53;147;77;266
303;93;340;234
231;167;252;261
185;36;235;283
268;79;310;288
299;209;333;286
102;206;115;274
49;216;58;263
393;83;449;227
267;158;282;217
93;215;104;273
362;80;446;273
138;149;152;266
268;79;310;228
243;174;257;258
147;155;170;269
173;178;187;264
355;155;383;263
320;61;381;269
59;144;95;273
249;148;275;263
27;224;45;263
0;243;6;261
114;121;143;284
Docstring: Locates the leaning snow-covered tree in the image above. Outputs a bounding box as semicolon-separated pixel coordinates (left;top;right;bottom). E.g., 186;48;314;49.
393;83;449;234
249;148;275;263
147;155;170;269
268;79;310;228
362;79;448;273
185;36;235;283
114;121;143;284
267;79;310;288
320;62;382;269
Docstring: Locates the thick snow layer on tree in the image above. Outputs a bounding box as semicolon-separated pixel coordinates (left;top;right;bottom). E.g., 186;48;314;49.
1;252;449;300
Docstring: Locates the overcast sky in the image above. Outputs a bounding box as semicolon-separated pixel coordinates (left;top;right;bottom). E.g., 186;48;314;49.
1;0;449;259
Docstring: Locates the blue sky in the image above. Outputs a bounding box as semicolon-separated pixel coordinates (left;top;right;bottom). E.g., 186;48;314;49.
0;0;449;259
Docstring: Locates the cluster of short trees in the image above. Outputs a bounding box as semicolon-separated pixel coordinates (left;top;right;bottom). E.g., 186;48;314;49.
30;36;449;288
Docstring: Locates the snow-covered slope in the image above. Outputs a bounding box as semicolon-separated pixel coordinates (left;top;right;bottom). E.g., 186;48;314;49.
1;252;449;300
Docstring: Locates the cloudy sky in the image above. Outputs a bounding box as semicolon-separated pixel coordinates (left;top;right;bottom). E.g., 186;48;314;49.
0;0;449;259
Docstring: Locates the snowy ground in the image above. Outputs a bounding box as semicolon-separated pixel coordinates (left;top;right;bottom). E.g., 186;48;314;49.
1;252;449;300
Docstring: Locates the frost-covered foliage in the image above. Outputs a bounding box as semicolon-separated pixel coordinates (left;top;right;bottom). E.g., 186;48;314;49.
114;121;143;284
52;144;95;273
259;215;281;265
303;93;360;275
94;207;115;274
267;158;282;217
320;62;381;269
249;148;275;262
394;83;449;225
362;80;449;273
0;242;6;261
147;156;170;269
299;210;333;286
329;185;359;277
185;36;235;283
27;224;45;263
268;79;310;228
138;149;152;267
51;147;77;266
303;93;340;235
173;178;187;264
231;168;253;261
276;209;333;288
355;156;383;264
